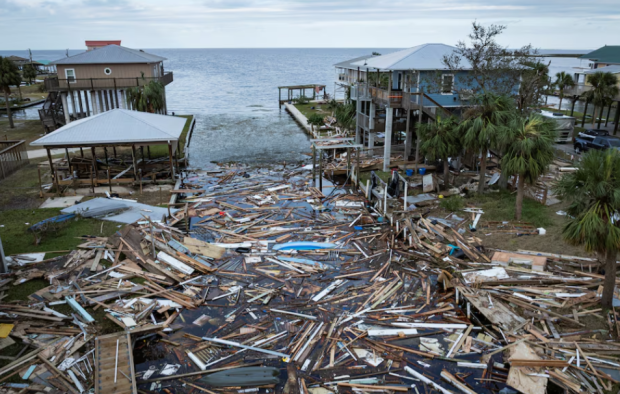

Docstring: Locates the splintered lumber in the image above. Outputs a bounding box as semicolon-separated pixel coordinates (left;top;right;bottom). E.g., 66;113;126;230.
183;237;225;259
95;332;137;394
506;342;548;394
157;251;194;275
337;383;409;392
462;290;526;331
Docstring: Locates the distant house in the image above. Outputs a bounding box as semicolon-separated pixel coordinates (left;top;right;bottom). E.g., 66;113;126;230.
580;45;620;70
6;55;46;71
336;44;477;170
40;45;173;132
86;40;122;51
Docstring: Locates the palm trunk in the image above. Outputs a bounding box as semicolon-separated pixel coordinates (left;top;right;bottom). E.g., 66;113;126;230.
592;106;598;126
17;86;22;102
601;248;618;309
477;150;487;194
443;157;450;190
558;96;563;111
515;174;525;220
4;91;14;129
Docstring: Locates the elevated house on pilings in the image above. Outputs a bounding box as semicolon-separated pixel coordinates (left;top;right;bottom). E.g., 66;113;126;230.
338;43;476;171
565;46;620;132
39;44;173;133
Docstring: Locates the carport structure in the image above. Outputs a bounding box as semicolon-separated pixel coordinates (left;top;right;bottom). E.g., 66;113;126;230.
31;109;186;192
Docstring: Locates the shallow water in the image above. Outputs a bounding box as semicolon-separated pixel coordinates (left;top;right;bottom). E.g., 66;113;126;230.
0;48;595;164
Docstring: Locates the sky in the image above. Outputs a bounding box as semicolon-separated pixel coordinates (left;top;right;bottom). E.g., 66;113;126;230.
0;0;619;50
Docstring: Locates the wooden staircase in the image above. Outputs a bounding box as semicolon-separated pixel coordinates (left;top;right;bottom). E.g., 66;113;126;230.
38;91;66;133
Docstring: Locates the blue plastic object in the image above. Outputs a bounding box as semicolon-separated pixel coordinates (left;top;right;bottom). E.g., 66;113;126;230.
419;168;427;175
272;241;337;251
406;169;414;176
354;226;363;230
28;213;76;232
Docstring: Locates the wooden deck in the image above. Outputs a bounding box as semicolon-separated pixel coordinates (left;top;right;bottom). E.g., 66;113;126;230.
95;332;137;394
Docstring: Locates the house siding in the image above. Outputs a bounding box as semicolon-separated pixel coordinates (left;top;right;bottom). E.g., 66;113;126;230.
57;63;158;81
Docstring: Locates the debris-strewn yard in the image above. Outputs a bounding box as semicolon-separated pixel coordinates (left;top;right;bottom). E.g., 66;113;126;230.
0;163;617;394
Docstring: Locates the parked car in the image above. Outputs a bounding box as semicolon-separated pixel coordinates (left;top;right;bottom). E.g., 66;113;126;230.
574;136;620;153
577;128;610;140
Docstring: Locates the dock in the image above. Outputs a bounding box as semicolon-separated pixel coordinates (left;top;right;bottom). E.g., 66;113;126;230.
95;332;137;394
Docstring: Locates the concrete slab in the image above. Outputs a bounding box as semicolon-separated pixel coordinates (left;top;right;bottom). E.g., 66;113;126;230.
39;196;84;208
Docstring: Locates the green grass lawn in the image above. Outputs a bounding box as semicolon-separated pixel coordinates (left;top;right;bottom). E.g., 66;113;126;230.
293;103;331;120
147;114;193;158
0;208;120;256
0;119;46;150
465;189;554;228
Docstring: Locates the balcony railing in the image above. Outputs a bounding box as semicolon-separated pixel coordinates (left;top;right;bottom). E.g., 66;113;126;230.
369;87;403;107
44;72;173;91
351;85;371;100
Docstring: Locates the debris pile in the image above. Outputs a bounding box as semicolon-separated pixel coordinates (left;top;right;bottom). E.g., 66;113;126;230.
1;164;618;394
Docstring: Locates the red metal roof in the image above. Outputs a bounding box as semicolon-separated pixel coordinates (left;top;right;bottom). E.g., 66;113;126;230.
85;40;121;47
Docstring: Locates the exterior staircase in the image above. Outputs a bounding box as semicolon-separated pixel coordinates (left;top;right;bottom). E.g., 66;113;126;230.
38;92;66;133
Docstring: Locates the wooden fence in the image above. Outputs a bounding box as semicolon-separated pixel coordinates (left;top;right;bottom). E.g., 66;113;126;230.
0;140;29;180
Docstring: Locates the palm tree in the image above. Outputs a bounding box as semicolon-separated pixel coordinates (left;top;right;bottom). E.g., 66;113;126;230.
459;92;515;193
333;102;356;132
583;72;619;126
554;149;620;308
418;115;461;190
500;115;556;220
22;64;37;85
126;75;165;114
554;71;575;111
0;57;22;129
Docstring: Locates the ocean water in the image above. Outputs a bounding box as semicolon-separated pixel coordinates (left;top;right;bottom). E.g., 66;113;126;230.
0;48;593;164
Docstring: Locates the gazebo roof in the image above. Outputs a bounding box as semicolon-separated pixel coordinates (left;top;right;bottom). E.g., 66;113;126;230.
31;109;186;148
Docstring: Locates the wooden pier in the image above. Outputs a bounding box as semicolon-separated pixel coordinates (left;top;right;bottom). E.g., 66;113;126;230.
94;332;137;394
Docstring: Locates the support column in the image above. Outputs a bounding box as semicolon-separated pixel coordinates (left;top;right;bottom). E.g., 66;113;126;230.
97;91;104;113
70;91;77;118
167;143;176;179
605;102;613;127
368;132;376;150
414;90;425;173
369;102;375;130
404;109;412;159
77;91;84;118
84;90;91;116
120;90;126;109
114;89;119;109
61;93;71;124
163;86;168;115
383;107;393;172
355;86;361;144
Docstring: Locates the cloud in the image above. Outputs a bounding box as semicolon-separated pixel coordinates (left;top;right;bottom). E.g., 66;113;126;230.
0;0;618;49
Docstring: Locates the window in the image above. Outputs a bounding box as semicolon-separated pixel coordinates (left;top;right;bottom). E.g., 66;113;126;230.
104;67;112;75
442;74;454;94
65;69;76;83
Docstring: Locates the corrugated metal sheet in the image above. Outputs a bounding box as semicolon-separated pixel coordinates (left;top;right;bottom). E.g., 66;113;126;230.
351;43;472;71
31;109;186;147
51;45;166;65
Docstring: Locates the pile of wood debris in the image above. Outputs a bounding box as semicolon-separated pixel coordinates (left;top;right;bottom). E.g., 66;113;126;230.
0;164;617;394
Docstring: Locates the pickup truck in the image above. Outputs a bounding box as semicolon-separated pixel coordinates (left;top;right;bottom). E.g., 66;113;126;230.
574;136;620;153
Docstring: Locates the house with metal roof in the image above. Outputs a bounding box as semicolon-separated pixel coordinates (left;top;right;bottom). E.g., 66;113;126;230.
580;45;620;69
39;45;173;133
336;44;478;171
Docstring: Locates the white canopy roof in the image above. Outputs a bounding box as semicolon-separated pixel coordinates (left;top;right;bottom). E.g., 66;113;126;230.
31;109;186;147
351;43;471;71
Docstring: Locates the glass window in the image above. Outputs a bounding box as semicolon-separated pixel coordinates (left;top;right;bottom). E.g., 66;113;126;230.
65;69;75;82
442;74;454;94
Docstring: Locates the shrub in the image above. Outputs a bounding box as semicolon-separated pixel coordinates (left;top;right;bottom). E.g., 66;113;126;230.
440;195;464;212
